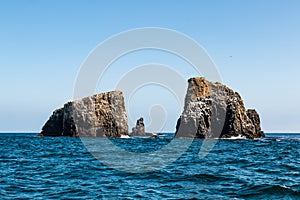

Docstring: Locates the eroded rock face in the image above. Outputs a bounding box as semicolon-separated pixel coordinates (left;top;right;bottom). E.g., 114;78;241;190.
39;91;129;137
246;109;264;138
175;77;264;139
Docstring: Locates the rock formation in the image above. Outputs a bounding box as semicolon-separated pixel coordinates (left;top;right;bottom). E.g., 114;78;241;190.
131;117;145;136
39;91;129;137
130;117;155;137
175;77;264;139
247;109;264;137
39;78;264;139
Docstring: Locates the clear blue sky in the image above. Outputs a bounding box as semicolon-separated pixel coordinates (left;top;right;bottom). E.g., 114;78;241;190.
0;0;299;132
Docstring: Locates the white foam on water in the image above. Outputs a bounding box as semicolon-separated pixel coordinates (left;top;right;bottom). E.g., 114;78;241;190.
120;135;130;139
222;135;247;140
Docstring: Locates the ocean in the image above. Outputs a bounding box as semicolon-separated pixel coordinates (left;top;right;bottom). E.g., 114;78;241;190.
0;133;299;199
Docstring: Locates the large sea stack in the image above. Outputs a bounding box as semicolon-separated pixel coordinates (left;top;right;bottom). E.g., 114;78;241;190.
175;77;264;139
39;91;129;137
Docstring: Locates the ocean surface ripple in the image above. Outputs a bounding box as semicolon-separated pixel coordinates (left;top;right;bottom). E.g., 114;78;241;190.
0;133;299;199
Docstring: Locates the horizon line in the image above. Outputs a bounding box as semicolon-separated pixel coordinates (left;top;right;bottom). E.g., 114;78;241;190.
0;131;299;134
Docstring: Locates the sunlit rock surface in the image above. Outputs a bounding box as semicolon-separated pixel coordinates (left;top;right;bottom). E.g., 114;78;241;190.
175;77;264;139
39;91;129;137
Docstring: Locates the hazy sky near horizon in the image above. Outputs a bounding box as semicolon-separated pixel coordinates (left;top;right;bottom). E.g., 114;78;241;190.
0;0;299;132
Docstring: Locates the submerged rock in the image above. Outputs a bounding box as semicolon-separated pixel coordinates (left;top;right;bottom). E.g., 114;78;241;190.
39;91;129;137
175;77;264;139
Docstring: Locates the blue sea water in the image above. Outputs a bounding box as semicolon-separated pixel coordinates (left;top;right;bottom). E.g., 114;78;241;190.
0;133;299;199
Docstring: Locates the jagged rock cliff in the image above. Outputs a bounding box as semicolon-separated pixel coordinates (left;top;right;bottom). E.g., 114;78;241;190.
175;77;264;139
39;91;129;137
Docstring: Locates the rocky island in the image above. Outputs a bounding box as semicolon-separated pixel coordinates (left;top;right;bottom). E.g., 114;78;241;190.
175;77;264;139
39;91;129;137
39;77;264;139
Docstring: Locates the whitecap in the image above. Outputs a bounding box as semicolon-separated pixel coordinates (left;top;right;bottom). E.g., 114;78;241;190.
120;135;130;139
222;135;247;140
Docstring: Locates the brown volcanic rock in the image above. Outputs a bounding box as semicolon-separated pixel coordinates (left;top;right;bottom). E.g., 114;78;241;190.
38;108;64;137
175;77;264;139
246;109;264;138
131;117;145;136
39;91;129;137
130;117;153;137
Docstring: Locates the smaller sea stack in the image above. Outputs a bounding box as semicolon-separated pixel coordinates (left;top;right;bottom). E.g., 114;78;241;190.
130;117;154;137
